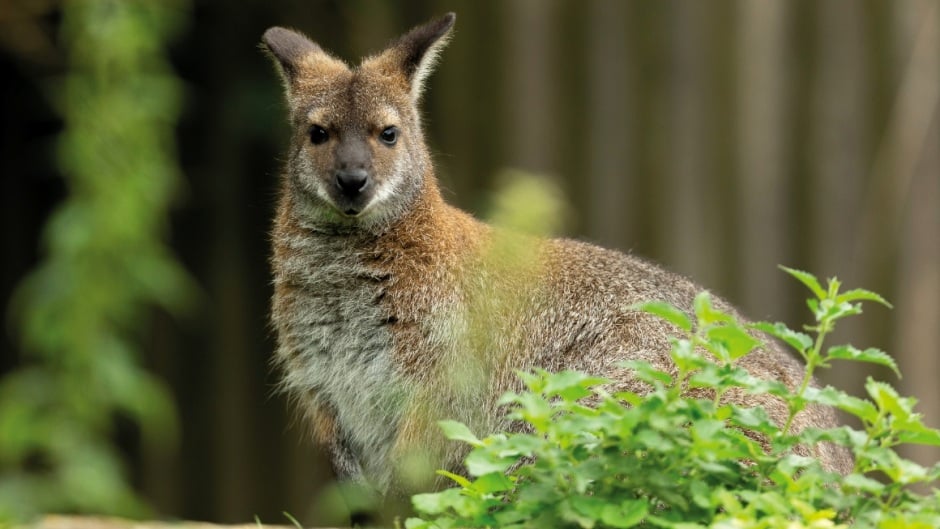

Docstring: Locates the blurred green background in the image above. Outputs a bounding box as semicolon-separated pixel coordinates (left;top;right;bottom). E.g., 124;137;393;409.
1;0;937;525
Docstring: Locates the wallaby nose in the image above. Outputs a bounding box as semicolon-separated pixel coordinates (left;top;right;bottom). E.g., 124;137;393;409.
335;169;369;196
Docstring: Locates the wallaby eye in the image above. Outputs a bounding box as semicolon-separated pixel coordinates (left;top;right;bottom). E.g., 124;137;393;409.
310;125;329;145
379;126;399;146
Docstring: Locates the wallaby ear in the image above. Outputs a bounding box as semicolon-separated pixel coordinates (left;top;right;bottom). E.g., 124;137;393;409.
365;13;456;101
261;27;347;90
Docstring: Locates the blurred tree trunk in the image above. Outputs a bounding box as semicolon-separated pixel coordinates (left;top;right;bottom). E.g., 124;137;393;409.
502;0;559;175
809;0;871;394
735;0;793;318
889;0;940;467
205;52;257;526
429;0;501;209
585;0;632;249
810;0;869;282
663;0;719;284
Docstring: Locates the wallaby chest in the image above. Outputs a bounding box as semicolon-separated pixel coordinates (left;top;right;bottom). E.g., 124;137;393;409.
273;224;412;465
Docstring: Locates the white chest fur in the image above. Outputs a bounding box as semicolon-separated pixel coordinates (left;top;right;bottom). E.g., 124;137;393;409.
273;228;410;484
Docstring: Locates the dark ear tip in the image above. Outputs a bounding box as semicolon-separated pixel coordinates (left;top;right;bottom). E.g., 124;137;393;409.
440;12;456;31
419;13;455;38
261;26;291;48
262;26;322;69
421;12;456;43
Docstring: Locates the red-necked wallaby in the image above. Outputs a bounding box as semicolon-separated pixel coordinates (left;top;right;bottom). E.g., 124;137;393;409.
262;12;850;515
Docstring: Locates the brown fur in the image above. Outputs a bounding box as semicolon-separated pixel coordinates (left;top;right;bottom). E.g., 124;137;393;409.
262;13;851;510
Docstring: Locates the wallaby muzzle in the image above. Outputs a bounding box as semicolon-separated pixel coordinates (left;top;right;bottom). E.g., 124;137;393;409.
335;168;370;196
329;138;374;215
330;172;373;215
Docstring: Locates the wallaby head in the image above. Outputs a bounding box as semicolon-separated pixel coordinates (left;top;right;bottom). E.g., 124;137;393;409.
262;13;456;232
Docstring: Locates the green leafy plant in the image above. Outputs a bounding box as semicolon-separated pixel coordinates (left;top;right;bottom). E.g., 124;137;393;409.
407;267;940;528
0;0;191;522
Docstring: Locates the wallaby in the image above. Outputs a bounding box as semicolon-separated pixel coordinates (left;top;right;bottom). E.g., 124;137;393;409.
262;12;850;518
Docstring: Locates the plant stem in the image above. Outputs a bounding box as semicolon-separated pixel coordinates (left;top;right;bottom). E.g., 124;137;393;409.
783;319;831;435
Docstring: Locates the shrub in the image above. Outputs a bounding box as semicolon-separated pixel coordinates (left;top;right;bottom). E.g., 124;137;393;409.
0;1;191;521
407;267;940;528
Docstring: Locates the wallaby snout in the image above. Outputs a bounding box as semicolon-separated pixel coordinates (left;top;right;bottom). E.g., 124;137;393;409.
335;168;370;196
330;138;374;214
331;169;373;216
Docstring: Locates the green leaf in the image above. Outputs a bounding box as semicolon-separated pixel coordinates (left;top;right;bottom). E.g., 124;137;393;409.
412;489;460;516
835;288;892;308
693;291;734;325
544;371;608;402
689;364;725;389
780;266;827;300
471;472;514;494
622;361;673;387
842;473;885;493
636;429;673;451
879;518;937;529
513;391;553;431
750;321;813;355
806;298;821;320
436;469;472;489
437;420;483;447
690;364;764;394
866;378;914;419
570;494;606;519
894;457;930;484
705;324;763;362
601;499;648;528
517;481;563;505
499;432;542;456
492;508;531;527
559;497;599;528
803;386;878;422
730;406;778;434
898;428;940;447
670;338;708;373
517;370;546;393
633;301;693;333
825;276;843;299
826;345;899;376
403;518;433;529
464;448;517;476
689;480;712;510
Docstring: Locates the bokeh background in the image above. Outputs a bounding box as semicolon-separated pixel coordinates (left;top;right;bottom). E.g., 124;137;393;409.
2;0;938;525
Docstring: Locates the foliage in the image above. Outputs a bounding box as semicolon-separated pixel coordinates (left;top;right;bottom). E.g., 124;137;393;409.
0;0;191;522
407;267;940;528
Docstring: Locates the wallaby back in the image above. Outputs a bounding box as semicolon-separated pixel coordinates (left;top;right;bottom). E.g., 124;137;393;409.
263;12;851;509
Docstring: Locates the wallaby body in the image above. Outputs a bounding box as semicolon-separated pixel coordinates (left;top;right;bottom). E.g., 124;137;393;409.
263;13;850;505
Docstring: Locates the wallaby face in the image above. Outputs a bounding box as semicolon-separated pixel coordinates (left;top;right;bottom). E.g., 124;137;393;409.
262;14;454;231
264;13;851;524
